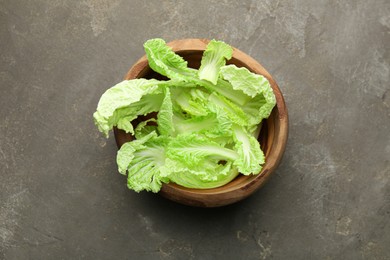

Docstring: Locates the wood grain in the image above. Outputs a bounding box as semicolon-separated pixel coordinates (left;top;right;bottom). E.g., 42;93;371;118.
115;39;288;207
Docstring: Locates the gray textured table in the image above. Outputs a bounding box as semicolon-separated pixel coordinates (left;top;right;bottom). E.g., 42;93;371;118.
1;1;389;259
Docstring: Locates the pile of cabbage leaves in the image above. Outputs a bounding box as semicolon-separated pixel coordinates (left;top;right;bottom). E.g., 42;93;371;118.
93;39;276;192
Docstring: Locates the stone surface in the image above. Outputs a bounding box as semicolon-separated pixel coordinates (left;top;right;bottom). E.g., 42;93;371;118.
1;0;389;259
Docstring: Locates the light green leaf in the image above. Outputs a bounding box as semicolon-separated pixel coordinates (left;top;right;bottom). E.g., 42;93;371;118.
117;131;157;175
221;64;276;124
161;158;239;189
232;125;264;175
157;88;175;136
171;87;210;117
198;40;233;85
144;38;196;81
172;113;232;143
93;79;164;137
220;65;269;97
208;92;249;126
117;132;170;193
166;133;238;168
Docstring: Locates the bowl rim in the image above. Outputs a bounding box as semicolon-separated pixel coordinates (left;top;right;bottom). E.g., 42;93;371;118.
117;38;288;207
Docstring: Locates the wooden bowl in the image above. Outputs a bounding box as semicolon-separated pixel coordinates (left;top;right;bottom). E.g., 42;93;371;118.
114;39;288;207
